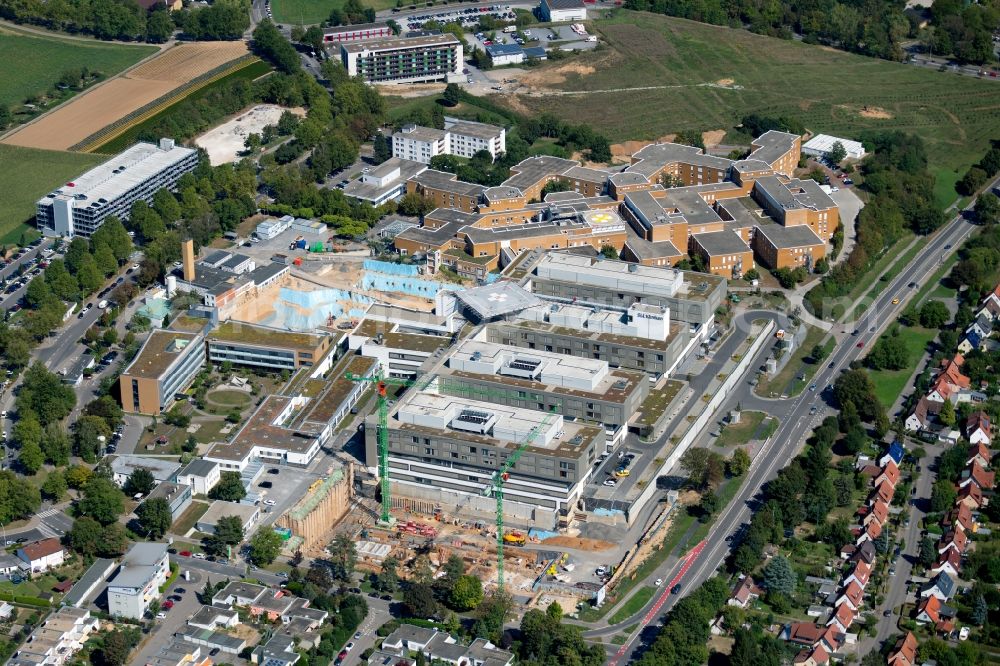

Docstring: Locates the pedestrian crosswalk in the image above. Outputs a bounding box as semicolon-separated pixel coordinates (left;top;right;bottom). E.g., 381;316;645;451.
37;508;61;519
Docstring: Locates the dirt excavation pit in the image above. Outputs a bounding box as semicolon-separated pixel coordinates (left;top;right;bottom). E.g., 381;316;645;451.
519;63;596;88
702;129;727;147
859;106;893;119
610;134;677;161
195;104;305;165
541;536;615;551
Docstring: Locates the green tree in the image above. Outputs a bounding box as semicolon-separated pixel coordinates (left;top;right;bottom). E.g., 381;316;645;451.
762;555;797;596
136;498;172;539
41;423;71;467
930;479;957;512
97;629;134;666
18;440;43;475
866;332;909;370
77;254;103;294
939;398;956;427
248;529;283;565
828;141;847;165
204;515;245;557
374;555;399;593
123;468;155;496
918;537;937;568
974;191;1000;225
41;470;67;501
727;448;751;477
971;593;987;626
328;533;357;581
94;242;118;276
919;300;950;328
79;477;125;525
209;471;246;501
449;574;483;611
65;464;93;489
146;10;174;42
18;363;76;425
68;517;104;556
442;83;461;106
403;582;439;618
13;412;43;451
74;415;111;462
834;369;881;422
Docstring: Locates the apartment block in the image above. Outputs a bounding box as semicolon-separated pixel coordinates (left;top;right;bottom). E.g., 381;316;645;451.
341;34;462;84
752;175;839;241
8;607;98;666
207;321;334;371
751;222;827;270
365;391;604;525
36;138;197;238
689;230;755;278
119;329;207;415
392;120;506;163
107;543;170;620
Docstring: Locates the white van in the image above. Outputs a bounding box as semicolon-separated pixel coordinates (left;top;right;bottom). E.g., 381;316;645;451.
98;300;108;309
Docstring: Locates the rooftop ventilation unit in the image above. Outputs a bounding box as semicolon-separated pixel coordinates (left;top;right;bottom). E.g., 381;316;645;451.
451;408;496;435
471;351;482;361
612;379;629;390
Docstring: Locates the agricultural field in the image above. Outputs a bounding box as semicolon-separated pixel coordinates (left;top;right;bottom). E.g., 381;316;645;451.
1;41;250;152
270;0;397;24
0;25;156;112
0;144;103;244
502;11;1000;205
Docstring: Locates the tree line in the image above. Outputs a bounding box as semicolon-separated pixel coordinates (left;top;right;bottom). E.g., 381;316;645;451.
622;0;912;61
805;131;945;315
0;0;248;43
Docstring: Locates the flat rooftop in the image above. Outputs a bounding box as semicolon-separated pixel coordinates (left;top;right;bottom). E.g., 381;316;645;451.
209;321;327;350
395;218;467;248
749;130;799;166
446;119;504;141
396;125;447;143
37;140;195;208
442;339;644;403
626;142;732;179
205;395;320;463
532;252;684;299
503;155;579;191
623;227;683;260
391;391;601;458
410;170;487;197
123;330;203;380
455;281;542;320
754;221;825;249
692;230;751;256
341;32;460;53
198;499;259;526
344;158;427;202
383;331;450;354
503;317;685;352
296;355;377;426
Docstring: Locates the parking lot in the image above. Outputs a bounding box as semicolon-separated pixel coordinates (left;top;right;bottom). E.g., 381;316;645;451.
402;4;515;32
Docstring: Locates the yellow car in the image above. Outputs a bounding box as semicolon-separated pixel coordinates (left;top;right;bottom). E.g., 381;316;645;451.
614;468;630;478
891;297;900;305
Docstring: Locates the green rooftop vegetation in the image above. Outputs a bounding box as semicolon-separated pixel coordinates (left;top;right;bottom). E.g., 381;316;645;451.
211;321;324;349
637;380;683;427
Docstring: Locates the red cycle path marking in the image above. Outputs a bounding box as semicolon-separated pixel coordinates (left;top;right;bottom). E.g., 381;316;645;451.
608;540;707;666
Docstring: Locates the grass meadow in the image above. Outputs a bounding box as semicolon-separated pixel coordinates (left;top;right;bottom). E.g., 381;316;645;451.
504;11;1000;207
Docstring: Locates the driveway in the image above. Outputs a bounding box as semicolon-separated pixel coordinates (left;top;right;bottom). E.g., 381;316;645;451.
128;568;208;666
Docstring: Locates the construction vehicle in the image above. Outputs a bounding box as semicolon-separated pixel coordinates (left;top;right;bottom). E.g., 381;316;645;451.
502;531;526;546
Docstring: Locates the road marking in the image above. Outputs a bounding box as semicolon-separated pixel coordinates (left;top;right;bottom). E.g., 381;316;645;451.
608;540;706;666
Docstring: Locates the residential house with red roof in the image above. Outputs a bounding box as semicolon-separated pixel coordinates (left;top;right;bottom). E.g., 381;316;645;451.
827;602;855;633
937;529;968;556
844;560;871;589
887;632;917;666
967;442;991;468
930;549;962;578
966;413;991;446
874;461;900;489
864;500;889;529
956;482;985;509
728;575;763;609
15;538;65;574
943;503;976;534
835;580;864;612
960;462;995;491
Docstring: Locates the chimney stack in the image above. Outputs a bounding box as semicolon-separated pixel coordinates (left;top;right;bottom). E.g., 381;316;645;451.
182;239;195;282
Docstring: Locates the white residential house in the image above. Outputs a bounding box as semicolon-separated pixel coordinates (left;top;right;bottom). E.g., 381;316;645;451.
177;459;221;496
16;538;65;574
107;543;170;620
8;607;99;666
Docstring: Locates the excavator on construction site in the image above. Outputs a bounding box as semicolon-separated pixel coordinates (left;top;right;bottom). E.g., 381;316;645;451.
502;531;527;546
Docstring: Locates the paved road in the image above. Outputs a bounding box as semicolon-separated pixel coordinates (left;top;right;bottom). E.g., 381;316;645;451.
128;567;208;666
600;204;980;662
866;443;941;649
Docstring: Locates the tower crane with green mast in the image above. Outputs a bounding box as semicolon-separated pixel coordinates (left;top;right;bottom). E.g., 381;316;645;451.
346;371;560;586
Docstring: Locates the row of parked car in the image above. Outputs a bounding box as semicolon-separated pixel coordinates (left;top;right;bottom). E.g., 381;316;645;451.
404;4;514;30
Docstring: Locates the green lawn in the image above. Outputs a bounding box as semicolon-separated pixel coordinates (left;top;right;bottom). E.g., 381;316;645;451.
868;326;939;408
171;500;210;535
270;0;398;24
207;390;252;407
0;26;156;110
756;325;826;397
0;144;104;243
506;11;1000;206
716;410;766;448
609;586;656;625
